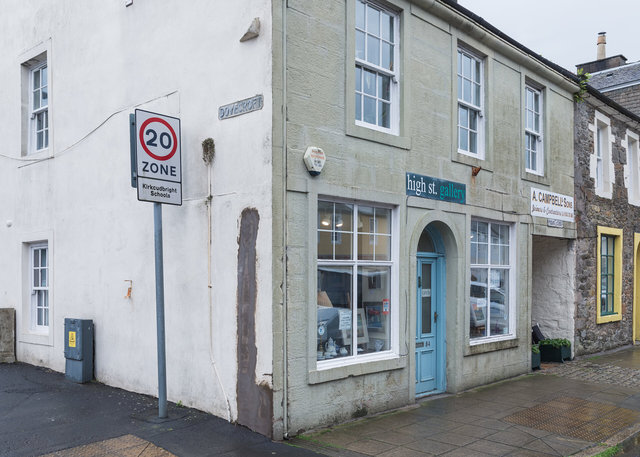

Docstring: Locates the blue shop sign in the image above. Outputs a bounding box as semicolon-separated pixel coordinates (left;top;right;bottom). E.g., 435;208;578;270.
406;172;466;205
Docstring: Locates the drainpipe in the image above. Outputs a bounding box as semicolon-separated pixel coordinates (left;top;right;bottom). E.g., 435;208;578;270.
597;32;606;60
281;0;290;439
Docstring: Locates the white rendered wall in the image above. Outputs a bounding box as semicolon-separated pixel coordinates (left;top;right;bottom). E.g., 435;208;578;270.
531;236;575;344
0;0;273;423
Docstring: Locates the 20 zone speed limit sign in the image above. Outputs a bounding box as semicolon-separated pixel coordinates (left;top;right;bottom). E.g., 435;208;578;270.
135;109;182;206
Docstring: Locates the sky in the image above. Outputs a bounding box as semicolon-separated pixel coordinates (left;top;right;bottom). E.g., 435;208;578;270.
457;0;640;73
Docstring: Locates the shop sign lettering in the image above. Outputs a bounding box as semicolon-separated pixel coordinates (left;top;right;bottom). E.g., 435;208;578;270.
406;173;466;205
530;187;574;222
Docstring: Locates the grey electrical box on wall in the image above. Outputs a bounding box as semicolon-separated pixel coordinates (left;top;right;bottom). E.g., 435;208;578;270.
64;318;94;383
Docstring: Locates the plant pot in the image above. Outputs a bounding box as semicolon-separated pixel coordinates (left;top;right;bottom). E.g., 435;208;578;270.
531;351;541;370
540;344;571;363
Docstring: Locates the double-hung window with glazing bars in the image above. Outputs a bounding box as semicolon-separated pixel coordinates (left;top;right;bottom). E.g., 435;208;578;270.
317;200;393;362
600;234;615;316
525;86;543;174
31;244;49;329
31;63;49;152
596;124;605;191
469;220;511;340
355;1;398;132
457;49;483;157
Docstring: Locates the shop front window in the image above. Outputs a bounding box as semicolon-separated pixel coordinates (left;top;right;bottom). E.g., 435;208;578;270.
317;200;393;362
470;220;512;340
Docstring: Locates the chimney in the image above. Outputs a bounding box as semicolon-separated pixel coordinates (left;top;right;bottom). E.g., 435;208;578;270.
597;32;606;60
576;32;627;74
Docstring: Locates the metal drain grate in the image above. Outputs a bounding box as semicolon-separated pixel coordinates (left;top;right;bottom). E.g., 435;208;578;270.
504;397;639;442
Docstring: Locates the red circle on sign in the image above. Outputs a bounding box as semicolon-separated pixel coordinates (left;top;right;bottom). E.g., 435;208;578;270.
139;117;178;161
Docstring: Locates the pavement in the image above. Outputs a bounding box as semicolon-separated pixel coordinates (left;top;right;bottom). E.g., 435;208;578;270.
293;346;640;457
4;348;640;457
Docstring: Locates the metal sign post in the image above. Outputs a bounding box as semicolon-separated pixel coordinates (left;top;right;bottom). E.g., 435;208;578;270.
154;202;167;419
130;109;182;419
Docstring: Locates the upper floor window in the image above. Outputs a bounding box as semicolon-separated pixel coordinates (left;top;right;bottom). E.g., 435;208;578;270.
626;130;640;205
525;85;543;175
30;62;49;153
592;111;613;198
457;48;484;158
355;0;399;134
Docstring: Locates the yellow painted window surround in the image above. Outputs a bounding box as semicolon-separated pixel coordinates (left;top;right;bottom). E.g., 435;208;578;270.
596;226;623;324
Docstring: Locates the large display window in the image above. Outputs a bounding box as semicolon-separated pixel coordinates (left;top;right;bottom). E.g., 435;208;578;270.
316;200;394;362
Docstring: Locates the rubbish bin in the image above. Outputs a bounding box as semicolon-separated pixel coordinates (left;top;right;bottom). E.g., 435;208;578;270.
64;318;94;383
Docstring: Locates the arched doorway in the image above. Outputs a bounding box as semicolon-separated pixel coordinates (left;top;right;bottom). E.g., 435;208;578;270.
416;225;446;396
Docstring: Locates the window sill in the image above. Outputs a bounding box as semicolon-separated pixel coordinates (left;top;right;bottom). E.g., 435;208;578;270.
453;151;489;171
597;313;621;324
309;352;406;384
19;330;52;346
522;171;549;186
464;335;518;356
346;123;411;150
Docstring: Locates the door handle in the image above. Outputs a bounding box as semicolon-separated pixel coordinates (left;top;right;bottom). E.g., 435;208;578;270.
434;311;438;322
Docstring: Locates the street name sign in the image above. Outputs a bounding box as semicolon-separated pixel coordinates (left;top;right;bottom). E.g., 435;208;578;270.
135;109;182;206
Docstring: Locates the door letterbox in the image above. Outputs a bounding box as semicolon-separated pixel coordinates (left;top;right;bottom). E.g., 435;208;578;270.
64;318;94;383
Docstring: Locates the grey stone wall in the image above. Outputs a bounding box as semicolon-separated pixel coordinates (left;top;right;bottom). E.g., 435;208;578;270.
0;308;16;363
604;85;640;118
573;98;640;355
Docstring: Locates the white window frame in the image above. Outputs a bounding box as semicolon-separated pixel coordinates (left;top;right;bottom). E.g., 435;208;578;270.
625;130;640;205
457;47;485;159
316;199;399;369
469;219;516;344
29;61;49;154
30;243;49;332
590;111;614;198
354;0;400;135
525;85;544;175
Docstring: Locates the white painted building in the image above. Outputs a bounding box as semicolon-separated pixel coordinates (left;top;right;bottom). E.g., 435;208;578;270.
0;0;275;436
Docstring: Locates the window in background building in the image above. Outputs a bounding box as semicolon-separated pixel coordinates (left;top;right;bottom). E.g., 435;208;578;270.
525;85;543;175
457;48;484;158
626;131;640;205
593;112;613;198
597;226;622;324
469;220;513;341
317;200;394;363
355;0;399;133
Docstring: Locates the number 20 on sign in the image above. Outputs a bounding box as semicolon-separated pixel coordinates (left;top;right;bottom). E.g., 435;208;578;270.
134;109;182;205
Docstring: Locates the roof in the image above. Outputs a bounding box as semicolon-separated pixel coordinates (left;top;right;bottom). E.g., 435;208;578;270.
589;61;640;90
437;0;640;125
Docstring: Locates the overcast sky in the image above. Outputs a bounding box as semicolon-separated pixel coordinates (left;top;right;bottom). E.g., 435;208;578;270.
457;0;640;73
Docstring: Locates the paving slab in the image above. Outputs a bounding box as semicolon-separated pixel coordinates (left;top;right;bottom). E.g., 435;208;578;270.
294;345;640;457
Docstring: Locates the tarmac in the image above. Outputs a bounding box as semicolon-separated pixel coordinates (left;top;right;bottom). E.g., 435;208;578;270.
4;347;640;457
0;363;320;457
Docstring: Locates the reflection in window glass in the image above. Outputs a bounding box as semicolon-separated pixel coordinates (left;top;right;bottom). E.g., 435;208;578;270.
355;1;397;131
317;200;394;361
470;221;511;340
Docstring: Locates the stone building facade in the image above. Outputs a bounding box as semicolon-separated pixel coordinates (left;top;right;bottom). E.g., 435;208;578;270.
573;93;640;354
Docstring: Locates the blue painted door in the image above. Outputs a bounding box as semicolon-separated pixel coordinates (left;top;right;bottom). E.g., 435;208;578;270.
416;257;441;395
